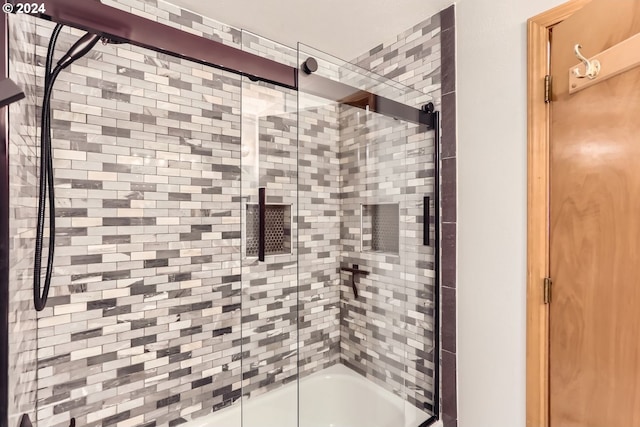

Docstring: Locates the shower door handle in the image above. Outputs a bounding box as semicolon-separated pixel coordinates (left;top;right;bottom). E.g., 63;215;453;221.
424;196;430;246
258;187;266;261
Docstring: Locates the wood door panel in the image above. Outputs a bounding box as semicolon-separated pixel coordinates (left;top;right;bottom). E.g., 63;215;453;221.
550;1;640;426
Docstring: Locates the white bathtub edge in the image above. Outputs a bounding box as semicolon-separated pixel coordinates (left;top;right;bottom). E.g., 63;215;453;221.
181;363;435;427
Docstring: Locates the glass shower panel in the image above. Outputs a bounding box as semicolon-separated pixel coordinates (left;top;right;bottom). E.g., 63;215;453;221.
8;11;39;427
8;13;245;427
297;44;437;427
240;70;299;427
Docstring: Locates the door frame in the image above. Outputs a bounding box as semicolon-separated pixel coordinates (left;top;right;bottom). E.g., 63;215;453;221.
526;1;591;426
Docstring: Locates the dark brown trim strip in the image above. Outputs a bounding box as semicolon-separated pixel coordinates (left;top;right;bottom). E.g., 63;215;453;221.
0;11;9;427
34;0;298;88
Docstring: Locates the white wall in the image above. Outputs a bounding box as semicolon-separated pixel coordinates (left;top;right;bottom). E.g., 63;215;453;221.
455;0;565;426
167;0;451;60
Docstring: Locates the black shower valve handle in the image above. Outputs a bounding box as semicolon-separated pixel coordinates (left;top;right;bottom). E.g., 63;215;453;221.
341;265;370;299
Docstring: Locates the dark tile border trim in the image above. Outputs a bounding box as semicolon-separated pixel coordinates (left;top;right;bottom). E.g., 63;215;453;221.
439;5;457;427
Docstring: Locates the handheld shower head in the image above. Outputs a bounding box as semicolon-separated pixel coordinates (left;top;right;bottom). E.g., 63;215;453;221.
34;26;103;312
57;32;101;69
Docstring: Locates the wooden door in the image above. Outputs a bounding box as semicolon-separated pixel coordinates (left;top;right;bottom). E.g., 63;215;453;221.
549;1;640;426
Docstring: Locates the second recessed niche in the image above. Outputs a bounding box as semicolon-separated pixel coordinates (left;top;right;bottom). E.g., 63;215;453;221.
361;203;399;255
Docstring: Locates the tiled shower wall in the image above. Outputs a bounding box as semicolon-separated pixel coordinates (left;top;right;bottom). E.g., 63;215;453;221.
349;7;458;426
7;2;340;427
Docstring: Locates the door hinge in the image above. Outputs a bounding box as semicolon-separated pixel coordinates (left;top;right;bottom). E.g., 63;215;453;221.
544;75;551;103
543;277;552;304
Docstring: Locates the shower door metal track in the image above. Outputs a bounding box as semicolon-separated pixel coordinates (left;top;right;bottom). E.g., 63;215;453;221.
16;0;435;129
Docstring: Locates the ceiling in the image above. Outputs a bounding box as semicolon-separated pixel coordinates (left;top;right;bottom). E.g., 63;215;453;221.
164;0;453;61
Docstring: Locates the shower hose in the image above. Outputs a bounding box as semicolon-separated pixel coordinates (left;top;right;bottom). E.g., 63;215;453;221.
33;24;101;311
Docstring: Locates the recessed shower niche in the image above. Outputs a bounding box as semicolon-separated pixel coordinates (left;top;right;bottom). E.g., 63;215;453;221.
246;203;292;257
361;203;400;254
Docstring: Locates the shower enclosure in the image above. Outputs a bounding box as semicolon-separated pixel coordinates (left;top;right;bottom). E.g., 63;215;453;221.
2;1;441;427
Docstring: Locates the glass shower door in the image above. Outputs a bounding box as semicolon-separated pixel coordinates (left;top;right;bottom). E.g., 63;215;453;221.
297;44;438;427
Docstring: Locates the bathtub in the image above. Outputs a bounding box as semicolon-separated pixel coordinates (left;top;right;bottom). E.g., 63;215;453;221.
183;364;439;427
